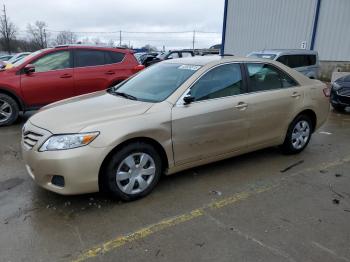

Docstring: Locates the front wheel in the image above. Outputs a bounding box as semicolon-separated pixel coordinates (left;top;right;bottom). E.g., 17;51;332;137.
102;142;162;201
281;115;313;154
0;94;19;127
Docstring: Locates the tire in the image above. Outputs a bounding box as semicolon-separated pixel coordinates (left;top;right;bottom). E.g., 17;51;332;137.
331;103;346;112
281;115;313;155
102;142;162;201
0;93;19;127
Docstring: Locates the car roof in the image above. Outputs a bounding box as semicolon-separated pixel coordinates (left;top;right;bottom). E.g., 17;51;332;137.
251;49;318;56
164;55;275;66
52;45;132;53
165;55;313;84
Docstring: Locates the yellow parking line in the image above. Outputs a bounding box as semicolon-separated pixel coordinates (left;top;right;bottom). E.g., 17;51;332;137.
72;185;273;262
72;155;350;262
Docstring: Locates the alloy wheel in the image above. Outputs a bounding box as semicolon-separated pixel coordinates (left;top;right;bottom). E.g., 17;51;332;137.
291;120;310;150
0;99;12;123
116;153;156;195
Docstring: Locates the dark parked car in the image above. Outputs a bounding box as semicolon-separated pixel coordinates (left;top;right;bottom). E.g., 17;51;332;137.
146;50;195;66
138;52;159;67
331;74;350;112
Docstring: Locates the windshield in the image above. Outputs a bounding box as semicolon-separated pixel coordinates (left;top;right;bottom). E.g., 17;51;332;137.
248;53;277;60
8;53;30;64
13;49;45;67
111;63;201;102
134;53;145;63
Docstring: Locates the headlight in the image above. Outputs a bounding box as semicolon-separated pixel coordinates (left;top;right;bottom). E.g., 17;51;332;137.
332;82;342;91
39;132;99;152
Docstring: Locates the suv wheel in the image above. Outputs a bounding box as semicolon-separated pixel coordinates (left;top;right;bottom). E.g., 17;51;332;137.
102;142;162;201
0;94;19;127
281;115;312;154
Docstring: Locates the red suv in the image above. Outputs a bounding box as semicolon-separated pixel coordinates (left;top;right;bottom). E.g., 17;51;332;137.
0;45;144;126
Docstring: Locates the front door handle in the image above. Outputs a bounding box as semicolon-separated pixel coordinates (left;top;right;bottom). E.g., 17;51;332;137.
60;73;72;79
291;92;301;98
105;70;115;75
235;102;248;110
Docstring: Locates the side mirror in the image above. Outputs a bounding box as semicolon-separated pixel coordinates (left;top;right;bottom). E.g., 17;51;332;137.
24;64;35;74
183;95;195;105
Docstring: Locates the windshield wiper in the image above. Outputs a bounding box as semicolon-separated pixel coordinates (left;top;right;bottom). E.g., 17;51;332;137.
114;91;138;101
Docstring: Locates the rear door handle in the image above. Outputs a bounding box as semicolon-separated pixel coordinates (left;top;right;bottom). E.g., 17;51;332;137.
235;102;248;110
105;70;115;75
60;73;72;79
291;92;301;98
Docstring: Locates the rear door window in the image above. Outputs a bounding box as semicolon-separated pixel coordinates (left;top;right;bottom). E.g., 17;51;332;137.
168;52;180;59
74;50;105;67
181;52;193;58
246;63;297;92
105;51;125;64
307;55;316;66
277;55;317;68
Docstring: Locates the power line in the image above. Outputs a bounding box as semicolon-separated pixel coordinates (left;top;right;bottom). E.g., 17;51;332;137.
18;29;221;34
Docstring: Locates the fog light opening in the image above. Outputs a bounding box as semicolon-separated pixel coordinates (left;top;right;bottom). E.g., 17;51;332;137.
51;175;65;187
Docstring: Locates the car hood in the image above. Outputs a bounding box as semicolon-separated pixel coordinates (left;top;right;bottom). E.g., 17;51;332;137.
29;91;154;133
335;75;350;87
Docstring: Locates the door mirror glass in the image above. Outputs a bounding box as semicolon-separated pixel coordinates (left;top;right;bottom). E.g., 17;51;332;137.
24;64;35;74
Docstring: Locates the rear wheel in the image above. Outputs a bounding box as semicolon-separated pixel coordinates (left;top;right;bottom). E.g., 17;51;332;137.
281;115;313;154
0;93;19;127
102;142;162;201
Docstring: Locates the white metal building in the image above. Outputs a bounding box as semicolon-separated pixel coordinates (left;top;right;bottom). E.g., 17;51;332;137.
221;0;350;62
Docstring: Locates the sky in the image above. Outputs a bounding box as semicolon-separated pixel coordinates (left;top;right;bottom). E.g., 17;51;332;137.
3;0;224;50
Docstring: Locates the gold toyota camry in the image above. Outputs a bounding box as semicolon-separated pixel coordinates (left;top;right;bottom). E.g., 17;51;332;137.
22;56;330;201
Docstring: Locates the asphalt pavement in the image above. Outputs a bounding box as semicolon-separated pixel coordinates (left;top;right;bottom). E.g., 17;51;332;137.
0;109;349;262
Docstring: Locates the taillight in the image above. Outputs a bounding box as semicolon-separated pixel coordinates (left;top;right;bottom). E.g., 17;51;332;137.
134;65;145;71
323;87;331;97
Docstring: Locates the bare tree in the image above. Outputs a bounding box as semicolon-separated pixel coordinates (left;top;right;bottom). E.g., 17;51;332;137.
107;39;115;47
27;21;49;49
54;31;77;46
0;5;17;53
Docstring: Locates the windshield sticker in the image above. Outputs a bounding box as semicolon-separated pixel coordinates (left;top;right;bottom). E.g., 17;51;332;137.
178;65;201;71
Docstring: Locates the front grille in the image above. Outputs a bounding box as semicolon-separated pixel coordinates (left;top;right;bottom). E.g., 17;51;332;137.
338;89;350;97
22;130;43;150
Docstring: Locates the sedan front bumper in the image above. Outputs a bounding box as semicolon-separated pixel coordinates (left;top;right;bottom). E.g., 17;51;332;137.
22;121;107;195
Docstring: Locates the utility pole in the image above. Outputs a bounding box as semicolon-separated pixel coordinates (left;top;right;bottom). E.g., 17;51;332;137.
2;5;10;54
192;30;195;51
119;30;122;46
43;28;47;48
